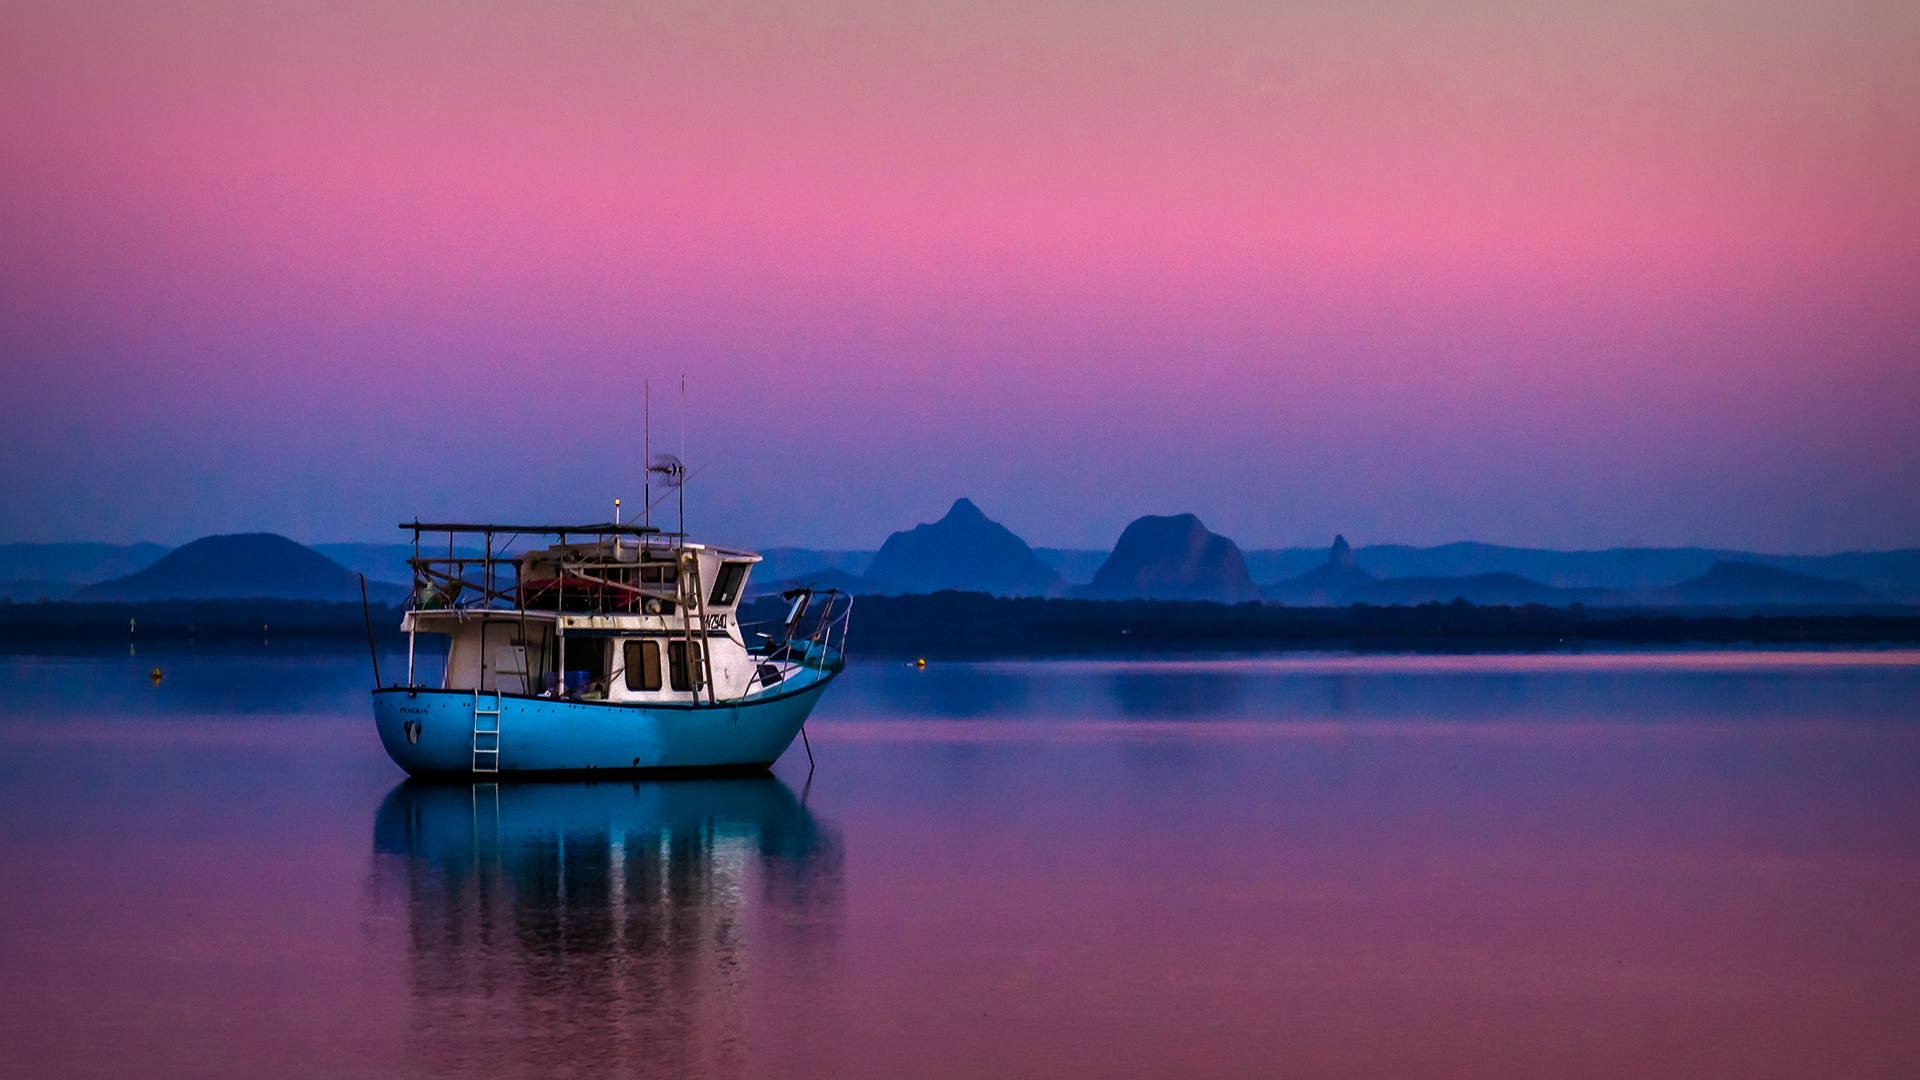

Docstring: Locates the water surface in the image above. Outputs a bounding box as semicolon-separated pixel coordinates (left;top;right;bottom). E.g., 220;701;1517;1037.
2;648;1918;1078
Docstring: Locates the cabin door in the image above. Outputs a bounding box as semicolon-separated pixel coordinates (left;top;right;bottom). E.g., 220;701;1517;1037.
479;621;530;694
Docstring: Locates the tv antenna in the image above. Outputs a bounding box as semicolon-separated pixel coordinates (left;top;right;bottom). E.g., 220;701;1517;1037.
642;376;693;539
649;452;686;538
643;378;651;533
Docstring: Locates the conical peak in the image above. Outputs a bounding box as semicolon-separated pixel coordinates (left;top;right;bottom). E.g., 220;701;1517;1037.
865;497;1063;596
943;497;986;522
1329;534;1356;569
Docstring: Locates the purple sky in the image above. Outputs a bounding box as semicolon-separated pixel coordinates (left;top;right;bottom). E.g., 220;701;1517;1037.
2;1;1916;552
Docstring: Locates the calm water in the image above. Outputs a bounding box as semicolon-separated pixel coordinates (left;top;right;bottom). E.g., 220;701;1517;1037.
3;648;1920;1078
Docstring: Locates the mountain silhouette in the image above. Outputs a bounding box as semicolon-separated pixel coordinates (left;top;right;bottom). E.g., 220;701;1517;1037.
1667;561;1872;605
73;533;405;602
1257;545;1876;607
0;541;169;584
1240;542;1920;600
863;498;1064;597
1262;535;1378;605
749;566;903;598
1081;514;1258;602
1330;534;1356;569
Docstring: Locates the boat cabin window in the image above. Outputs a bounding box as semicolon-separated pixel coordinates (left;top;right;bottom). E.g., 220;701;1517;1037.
639;564;678;585
668;640;705;692
624;639;662;692
709;562;750;607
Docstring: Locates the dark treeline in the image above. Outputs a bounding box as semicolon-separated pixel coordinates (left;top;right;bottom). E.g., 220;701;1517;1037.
0;599;408;645
5;594;1917;654
743;592;1920;657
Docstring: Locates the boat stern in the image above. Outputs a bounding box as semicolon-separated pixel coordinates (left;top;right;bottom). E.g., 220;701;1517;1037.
373;688;481;774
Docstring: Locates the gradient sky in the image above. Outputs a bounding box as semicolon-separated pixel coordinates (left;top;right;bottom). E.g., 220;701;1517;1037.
2;0;1916;552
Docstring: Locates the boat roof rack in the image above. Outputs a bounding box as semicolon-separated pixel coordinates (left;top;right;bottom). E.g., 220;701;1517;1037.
401;521;663;536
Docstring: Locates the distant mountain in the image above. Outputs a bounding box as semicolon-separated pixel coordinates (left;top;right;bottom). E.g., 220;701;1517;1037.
1753;550;1920;601
1336;543;1741;591
1238;541;1920;599
1080;514;1258;602
1262;535;1378;605
1667;561;1873;606
1257;541;1882;608
313;542;480;586
1261;536;1636;606
0;542;170;585
1037;543;1322;585
864;499;1064;597
747;566;902;599
74;534;407;602
754;547;877;583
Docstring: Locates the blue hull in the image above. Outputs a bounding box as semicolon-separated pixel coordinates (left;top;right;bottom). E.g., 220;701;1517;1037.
372;674;836;776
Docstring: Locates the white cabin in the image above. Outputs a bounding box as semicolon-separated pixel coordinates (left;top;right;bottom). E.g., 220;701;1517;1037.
402;531;776;705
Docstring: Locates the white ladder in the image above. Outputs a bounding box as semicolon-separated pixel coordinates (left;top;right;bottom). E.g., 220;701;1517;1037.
472;689;502;773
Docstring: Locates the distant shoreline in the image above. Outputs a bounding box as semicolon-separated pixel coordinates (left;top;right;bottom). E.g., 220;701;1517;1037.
777;594;1920;657
4;595;1916;656
0;599;409;646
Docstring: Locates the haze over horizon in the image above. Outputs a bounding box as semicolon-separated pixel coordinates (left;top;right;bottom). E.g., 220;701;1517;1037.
3;1;1916;553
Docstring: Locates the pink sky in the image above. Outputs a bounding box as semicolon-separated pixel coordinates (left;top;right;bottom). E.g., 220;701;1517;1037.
2;0;1916;550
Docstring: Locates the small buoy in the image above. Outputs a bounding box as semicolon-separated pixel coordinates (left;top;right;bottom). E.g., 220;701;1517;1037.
916;658;926;668
149;667;162;683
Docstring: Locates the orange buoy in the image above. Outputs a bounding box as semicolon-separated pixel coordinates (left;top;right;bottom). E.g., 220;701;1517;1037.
149;667;162;683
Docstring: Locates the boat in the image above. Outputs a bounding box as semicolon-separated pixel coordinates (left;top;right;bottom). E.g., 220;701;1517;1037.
371;520;850;776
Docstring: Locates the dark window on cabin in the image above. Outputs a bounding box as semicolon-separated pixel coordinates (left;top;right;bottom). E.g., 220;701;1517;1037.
624;640;662;692
668;640;705;692
709;562;749;607
639;564;679;584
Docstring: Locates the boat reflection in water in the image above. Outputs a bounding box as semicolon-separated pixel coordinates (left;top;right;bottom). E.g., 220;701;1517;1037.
371;778;842;1076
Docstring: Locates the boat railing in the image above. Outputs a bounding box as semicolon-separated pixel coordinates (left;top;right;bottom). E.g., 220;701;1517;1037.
398;520;671;617
407;556;526;612
741;588;853;669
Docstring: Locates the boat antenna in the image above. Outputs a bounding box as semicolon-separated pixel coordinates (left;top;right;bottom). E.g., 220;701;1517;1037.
679;373;686;542
648;452;686;535
645;377;688;540
644;378;650;534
